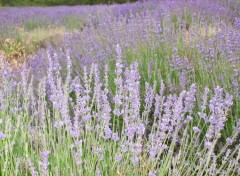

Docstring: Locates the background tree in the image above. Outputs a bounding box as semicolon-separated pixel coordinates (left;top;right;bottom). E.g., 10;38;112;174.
0;0;136;6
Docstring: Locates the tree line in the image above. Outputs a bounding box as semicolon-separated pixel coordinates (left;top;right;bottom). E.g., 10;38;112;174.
0;0;136;6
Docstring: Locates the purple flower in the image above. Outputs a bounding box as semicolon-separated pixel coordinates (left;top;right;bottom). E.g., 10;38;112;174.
27;158;39;176
184;84;197;114
226;138;233;145
204;141;213;148
39;151;50;176
193;127;201;133
131;156;139;165
115;155;122;162
112;133;120;141
187;115;193;122
196;152;201;157
203;86;233;145
73;151;83;165
116;44;122;60
179;71;187;89
0;132;5;139
149;170;157;176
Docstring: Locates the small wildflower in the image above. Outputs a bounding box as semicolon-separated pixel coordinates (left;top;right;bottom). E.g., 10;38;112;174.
111;133;120;141
27;158;39;176
131;156;139;165
204;141;212;148
115;155;122;162
149;170;157;176
196;152;201;157
187;115;193;122
0;132;5;139
39;151;50;176
193;126;201;133
226;138;233;145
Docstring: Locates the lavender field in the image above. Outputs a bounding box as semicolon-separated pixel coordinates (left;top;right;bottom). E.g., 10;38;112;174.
0;0;240;175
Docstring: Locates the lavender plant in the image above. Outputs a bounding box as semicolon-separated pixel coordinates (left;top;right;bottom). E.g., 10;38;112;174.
0;0;240;175
0;44;240;175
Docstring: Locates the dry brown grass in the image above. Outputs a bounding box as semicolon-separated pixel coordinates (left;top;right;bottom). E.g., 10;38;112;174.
19;26;66;51
0;39;26;69
0;26;67;72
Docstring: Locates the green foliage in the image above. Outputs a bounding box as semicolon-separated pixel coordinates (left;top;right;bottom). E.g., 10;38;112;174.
0;0;136;6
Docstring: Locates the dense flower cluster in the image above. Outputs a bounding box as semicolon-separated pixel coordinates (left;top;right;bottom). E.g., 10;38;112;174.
0;44;240;175
0;0;240;175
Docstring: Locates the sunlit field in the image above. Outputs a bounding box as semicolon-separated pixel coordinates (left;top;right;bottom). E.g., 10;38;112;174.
0;0;240;175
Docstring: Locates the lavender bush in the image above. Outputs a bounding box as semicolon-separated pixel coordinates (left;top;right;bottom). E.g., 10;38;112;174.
0;45;240;175
0;0;240;175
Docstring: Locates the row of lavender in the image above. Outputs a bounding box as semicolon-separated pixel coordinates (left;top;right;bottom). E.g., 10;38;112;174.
1;45;240;175
0;0;239;36
1;0;240;175
28;0;240;94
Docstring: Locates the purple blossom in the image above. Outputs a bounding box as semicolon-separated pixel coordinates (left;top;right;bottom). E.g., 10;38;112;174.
27;158;39;176
149;170;157;176
226;138;233;145
0;132;5;139
115;155;122;162
204;141;213;148
193;127;201;133
0;1;240;175
112;133;120;141
39;151;50;176
130;156;139;165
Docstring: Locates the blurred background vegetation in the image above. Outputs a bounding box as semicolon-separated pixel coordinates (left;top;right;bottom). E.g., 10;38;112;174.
0;0;137;6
